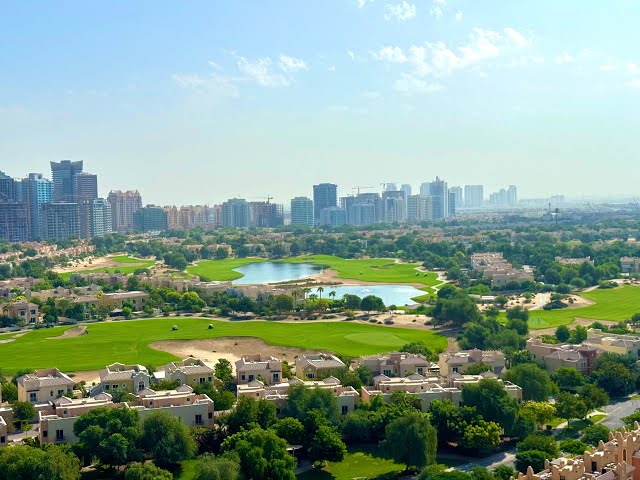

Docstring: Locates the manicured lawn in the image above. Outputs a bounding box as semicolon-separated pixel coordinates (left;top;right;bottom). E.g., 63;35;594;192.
508;285;640;329
175;460;198;480
59;255;156;281
0;318;447;374
297;444;405;480
187;258;264;281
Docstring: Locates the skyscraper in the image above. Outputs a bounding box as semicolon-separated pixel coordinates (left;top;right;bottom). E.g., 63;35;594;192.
91;198;113;237
382;190;406;223
506;185;518;205
23;173;53;240
401;184;412;197
348;202;376;226
448;191;456;217
0;171;19;202
428;177;449;220
0;203;28;242
419;182;431;197
464;185;484;208
407;195;432;223
75;173;98;202
318;207;347;227
290;197;314;226
449;186;463;210
313;183;337;221
250;202;283;228
133;205;168;232
41;203;80;240
50;160;83;202
221;198;250;228
107;190;143;232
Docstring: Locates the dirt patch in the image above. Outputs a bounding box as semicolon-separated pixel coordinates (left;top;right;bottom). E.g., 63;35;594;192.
0;338;15;344
150;337;319;371
67;370;101;386
49;326;87;339
565;295;596;309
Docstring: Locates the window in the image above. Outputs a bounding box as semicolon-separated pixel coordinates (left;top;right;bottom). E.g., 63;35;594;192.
417;368;423;375
452;367;459;373
56;430;64;441
138;381;145;391
383;369;392;376
273;373;279;382
199;377;205;384
1;436;6;444
57;389;64;396
341;405;348;414
208;376;212;382
208;412;213;419
104;384;110;390
195;414;203;425
30;392;37;402
307;373;315;379
241;374;246;381
43;430;48;438
50;390;54;397
248;375;254;382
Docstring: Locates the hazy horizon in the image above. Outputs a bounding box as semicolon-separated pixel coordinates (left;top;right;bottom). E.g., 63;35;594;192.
1;1;639;205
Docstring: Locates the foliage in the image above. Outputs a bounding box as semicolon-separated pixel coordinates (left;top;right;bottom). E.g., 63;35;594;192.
559;439;589;455
515;450;549;474
309;424;347;464
492;465;517;480
503;364;556;401
553;367;586;391
461;379;520;435
577;384;609;410
519;402;557;429
0;444;81;480
580;424;611;446
214;358;234;384
517;433;559;458
140;411;196;468
555;392;588;424
383;412;437;471
193;453;242;480
193;382;235;411
124;462;173;480
459;420;501;451
361;295;385;313
555;325;571;342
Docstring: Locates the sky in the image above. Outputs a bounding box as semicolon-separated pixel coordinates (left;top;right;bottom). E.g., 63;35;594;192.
1;1;639;205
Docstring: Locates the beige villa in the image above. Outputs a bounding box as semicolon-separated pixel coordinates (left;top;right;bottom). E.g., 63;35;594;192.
16;368;75;404
295;353;345;380
352;352;440;378
98;363;150;394
235;355;283;385
163;358;215;386
438;349;507;377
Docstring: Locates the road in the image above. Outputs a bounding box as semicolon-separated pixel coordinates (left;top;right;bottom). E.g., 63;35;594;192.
445;449;516;472
601;397;640;430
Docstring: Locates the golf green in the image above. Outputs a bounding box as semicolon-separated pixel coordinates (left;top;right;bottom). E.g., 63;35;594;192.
0;318;447;374
58;255;156;281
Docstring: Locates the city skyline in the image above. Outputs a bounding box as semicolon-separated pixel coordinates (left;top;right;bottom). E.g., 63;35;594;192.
1;1;639;203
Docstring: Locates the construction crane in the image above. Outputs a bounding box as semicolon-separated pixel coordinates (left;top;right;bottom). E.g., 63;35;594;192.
352;186;373;195
248;195;274;203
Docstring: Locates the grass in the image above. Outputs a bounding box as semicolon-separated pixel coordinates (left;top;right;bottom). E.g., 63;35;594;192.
175;460;198;480
58;255;156;281
590;414;607;423
506;285;640;329
0;318;447;374
297;444;405;480
188;255;441;300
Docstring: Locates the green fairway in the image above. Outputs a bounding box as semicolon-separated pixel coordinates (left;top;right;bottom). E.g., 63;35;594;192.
521;285;640;329
187;257;264;281
58;255;156;281
0;318;446;374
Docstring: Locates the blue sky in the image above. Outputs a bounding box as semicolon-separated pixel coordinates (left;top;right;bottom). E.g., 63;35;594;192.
1;1;639;205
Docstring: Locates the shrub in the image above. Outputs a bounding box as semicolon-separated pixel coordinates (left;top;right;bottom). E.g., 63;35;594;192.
172;325;179;331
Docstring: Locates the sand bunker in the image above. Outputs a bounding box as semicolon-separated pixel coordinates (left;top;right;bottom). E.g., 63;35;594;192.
150;337;319;370
49;325;87;339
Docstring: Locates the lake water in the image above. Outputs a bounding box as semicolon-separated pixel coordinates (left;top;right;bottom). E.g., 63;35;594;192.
323;285;425;306
233;262;323;285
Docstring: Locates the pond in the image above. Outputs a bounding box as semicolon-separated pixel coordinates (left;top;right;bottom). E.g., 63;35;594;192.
322;285;425;306
233;262;323;285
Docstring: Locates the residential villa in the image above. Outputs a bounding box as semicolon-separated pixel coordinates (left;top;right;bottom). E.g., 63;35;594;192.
0;416;7;448
99;291;149;311
16;368;75;404
583;329;640;358
446;372;523;401
2;301;40;324
621;257;640;274
39;386;214;444
235;355;283;385
526;338;601;375
361;374;462;411
237;377;359;415
438;349;507;377
163;358;215;386
97;363;150;394
515;424;640;480
295;353;346;380
352;352;440;378
470;252;534;287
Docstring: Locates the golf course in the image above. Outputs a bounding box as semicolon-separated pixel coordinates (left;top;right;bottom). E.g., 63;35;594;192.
0;318;447;374
525;285;640;329
58;255;156;281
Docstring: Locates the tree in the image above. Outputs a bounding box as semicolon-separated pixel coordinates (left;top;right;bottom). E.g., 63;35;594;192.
221;427;296;480
592;362;636;397
215;247;229;260
464;362;492;375
272;294;294;313
431;295;481;327
555;392;588;425
12;401;35;436
286;385;340;426
459;420;501;451
193;382;235;411
580;424;610;446
503;364;555;401
0;381;17;402
506;307;529;336
517;433;559;458
437;284;458;299
383;413;437;471
342;294;362;310
214;358;234;384
559;439;589;455
519;402;557;429
194;454;241;480
110;387;134;403
622;410;640;428
553;367;586;391
125;462;173;480
309;425;347;465
271;417;304;445
0;444;81;480
493;465;517;480
360;295;385;314
515;450;548;474
555;325;571;343
578;384;609;410
461;379;519;435
570;325;588;344
140;411;196;468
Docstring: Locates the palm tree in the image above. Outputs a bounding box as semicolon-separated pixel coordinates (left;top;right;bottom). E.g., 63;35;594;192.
291;290;299;305
317;286;325;299
308;293;318;303
328;291;336;302
303;287;312;300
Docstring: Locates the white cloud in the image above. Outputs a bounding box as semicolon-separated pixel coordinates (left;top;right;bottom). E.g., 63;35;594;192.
172;72;240;100
394;73;442;95
508;55;544;68
278;55;307;73
628;63;638;74
554;53;574;64
328;65;336;72
236;56;290;87
384;1;416;21
347;50;356;61
454;10;463;21
430;0;446;19
504;27;531;48
375;46;408;63
355;0;374;7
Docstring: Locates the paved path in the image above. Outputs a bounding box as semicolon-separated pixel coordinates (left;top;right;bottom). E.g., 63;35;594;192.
601;397;640;430
445;449;517;472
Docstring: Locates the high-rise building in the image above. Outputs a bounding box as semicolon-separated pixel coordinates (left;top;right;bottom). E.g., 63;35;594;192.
22;173;53;240
348;202;376;226
290;197;314;227
401;184;412;198
164;205;180;229
0;171;20;202
464;185;484;208
449;186;463;210
249;202;283;228
41;203;80;240
133;205;168;232
75;173;98;202
506;185;518;205
0;202;28;242
107;190;142;232
428;177;449;220
91;198;113;237
384;183;398;192
419;182;431;197
313;183;337;221
318;207;346;227
448;191;456;217
355;192;383;223
407;195;432;223
222;198;250;228
382;190;406;223
50;160;83;202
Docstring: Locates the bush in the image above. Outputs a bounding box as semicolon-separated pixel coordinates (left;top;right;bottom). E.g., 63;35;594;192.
208;324;214;329
172;325;178;331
